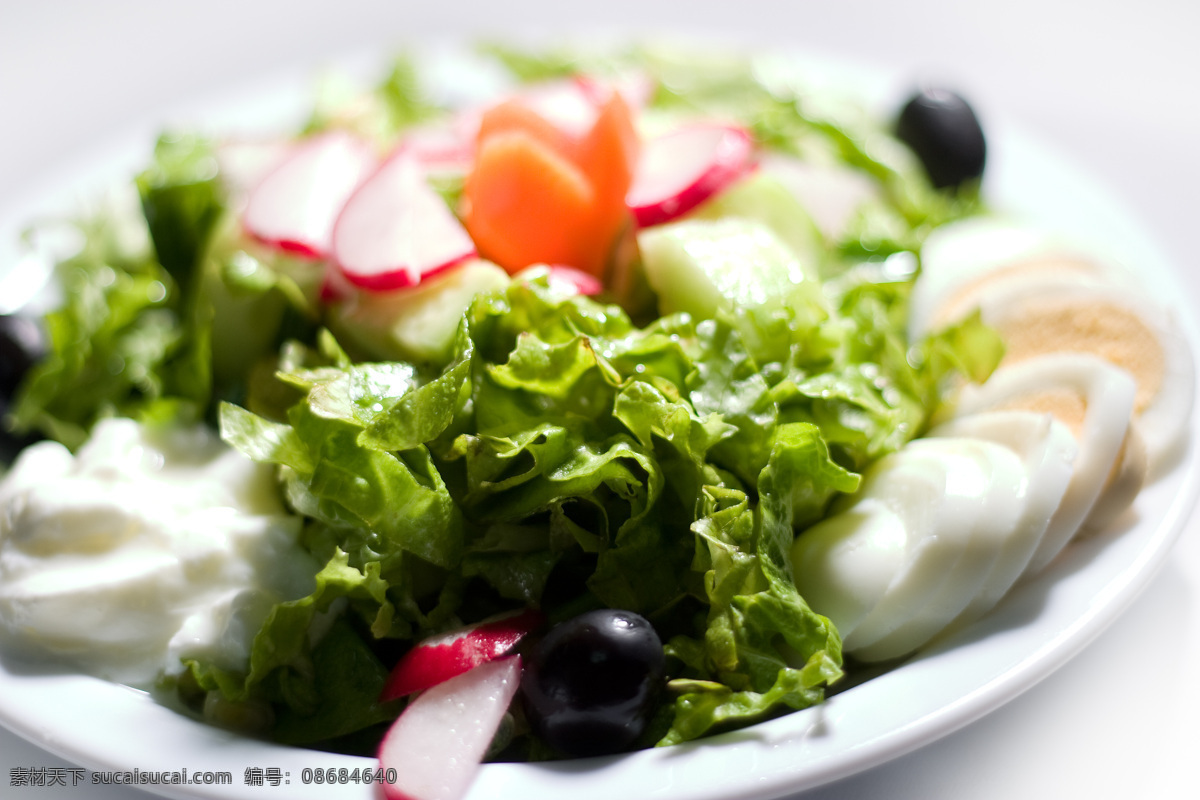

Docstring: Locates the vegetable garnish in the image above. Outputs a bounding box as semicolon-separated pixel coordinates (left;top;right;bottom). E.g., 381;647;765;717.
462;90;639;278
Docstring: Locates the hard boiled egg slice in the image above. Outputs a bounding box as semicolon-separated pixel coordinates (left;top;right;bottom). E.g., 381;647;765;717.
792;437;1023;663
911;216;1193;475
847;438;1025;663
927;410;1077;625
951;353;1138;574
1083;423;1148;531
908;216;1135;342
793;450;961;641
962;280;1190;476
839;446;986;651
789;497;909;641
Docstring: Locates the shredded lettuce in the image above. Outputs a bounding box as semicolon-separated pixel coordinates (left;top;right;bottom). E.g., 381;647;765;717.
209;263;999;747
658;424;853;745
304;54;442;145
10;134;319;447
10;140;215;447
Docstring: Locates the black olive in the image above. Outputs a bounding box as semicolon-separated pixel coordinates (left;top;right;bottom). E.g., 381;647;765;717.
0;314;46;402
0;314;47;461
895;87;987;190
0;415;41;464
520;609;665;758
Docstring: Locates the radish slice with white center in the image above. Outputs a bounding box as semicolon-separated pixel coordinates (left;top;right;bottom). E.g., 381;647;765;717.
513;78;603;139
379;656;521;800
214;138;291;205
514;264;604;297
318;262;356;304
576;71;655;112
397;121;477;176
545;265;603;296
627;123;756;228
381;608;543;701
333;153;477;292
242;131;375;259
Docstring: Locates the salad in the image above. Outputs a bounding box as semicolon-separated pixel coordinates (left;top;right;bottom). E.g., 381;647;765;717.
0;42;1189;800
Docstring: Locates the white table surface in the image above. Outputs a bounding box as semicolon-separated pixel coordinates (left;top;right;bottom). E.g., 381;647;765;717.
1;2;1197;798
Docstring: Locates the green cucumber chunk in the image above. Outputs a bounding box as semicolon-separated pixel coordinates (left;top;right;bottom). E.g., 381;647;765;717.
638;217;823;321
688;170;825;268
330;259;509;367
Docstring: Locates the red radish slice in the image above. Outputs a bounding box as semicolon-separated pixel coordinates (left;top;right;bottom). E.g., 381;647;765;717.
512;79;600;139
545;264;604;296
242;131;375;259
513;265;604;297
380;608;543;702
379;656;521;800
576;72;655;111
627;123;756;228
333;153;477;292
464;75;650;148
398;122;476;175
318;262;356;304
214;138;291;202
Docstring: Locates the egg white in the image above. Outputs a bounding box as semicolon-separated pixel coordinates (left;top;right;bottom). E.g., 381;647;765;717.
909;215;1138;342
791;498;908;639
849;437;1025;663
794;437;1042;663
911;216;1193;476
952;353;1137;574
927;410;1077;624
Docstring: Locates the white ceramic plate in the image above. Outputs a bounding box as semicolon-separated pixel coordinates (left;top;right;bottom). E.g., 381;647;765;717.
0;48;1196;800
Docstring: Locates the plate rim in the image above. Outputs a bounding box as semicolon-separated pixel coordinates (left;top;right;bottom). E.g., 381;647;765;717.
0;44;1197;800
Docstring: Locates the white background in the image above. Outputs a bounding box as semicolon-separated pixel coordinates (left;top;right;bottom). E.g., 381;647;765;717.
1;1;1198;799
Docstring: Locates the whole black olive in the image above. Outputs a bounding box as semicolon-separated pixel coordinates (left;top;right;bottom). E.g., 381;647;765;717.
521;609;665;758
0;314;46;402
895;86;987;190
0;314;47;461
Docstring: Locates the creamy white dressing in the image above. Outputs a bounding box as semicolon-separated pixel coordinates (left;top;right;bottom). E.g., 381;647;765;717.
0;417;317;687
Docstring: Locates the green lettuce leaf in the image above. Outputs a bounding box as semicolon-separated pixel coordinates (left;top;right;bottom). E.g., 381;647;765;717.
181;550;397;742
208;263;995;748
136;133;224;292
304;53;441;145
660;424;851;746
11;189;206;447
10;133;322;448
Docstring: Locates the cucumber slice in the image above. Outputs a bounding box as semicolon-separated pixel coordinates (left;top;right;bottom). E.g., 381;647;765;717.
638;217;822;321
330;259;509;367
688;170;824;267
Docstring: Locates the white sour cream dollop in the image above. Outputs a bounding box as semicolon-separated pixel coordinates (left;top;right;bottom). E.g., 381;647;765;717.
0;417;317;686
